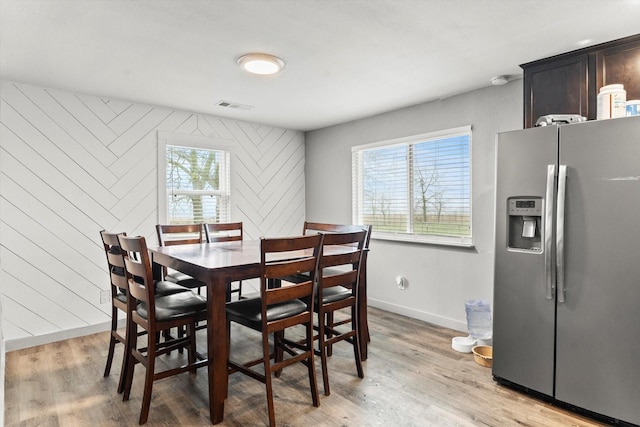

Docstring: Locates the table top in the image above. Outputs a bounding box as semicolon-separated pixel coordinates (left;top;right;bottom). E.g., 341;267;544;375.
149;239;360;270
149;239;262;270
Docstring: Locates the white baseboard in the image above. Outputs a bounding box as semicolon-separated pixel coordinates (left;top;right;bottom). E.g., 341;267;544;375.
368;298;467;333
4;319;124;352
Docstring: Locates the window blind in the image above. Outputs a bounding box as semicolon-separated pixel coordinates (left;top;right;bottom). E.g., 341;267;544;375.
166;145;230;225
352;126;472;246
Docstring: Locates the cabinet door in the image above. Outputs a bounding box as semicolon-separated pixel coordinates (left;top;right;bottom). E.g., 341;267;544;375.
595;39;640;102
523;55;589;128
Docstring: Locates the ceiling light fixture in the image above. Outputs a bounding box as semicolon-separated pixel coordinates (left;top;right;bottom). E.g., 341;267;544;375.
237;53;285;75
491;75;509;86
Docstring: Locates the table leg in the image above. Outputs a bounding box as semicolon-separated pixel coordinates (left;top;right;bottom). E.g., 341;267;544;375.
208;276;228;424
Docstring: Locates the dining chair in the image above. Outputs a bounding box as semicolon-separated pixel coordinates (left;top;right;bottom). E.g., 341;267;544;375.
100;230;188;394
155;223;206;294
283;222;373;355
225;234;324;427
204;221;245;300
314;229;368;396
118;234;208;425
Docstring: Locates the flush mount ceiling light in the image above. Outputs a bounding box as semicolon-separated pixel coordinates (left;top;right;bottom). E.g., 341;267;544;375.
237;53;285;75
491;75;509;86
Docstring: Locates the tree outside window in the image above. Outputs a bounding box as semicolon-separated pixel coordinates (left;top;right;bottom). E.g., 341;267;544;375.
166;145;230;225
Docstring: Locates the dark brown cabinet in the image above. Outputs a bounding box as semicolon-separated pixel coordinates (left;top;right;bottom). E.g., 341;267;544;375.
522;34;640;128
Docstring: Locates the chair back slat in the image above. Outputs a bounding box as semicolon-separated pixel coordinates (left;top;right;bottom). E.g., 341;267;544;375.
204;222;244;299
118;235;154;307
304;221;369;236
304;222;372;249
304;221;357;234
260;234;323;312
156;224;203;246
322;270;359;290
101;231;128;291
204;222;243;243
319;230;367;294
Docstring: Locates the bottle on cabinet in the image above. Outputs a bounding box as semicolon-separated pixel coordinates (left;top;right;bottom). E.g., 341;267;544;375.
596;84;626;120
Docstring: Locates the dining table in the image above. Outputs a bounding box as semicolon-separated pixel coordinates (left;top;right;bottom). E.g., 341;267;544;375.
148;238;369;424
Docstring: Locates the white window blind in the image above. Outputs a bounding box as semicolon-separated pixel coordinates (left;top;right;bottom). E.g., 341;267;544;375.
165;145;230;225
352;126;472;246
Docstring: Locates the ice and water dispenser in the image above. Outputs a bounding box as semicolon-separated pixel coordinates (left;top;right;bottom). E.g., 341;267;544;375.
507;197;542;252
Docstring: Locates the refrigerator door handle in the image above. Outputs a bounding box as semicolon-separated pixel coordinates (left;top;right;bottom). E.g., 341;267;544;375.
544;164;556;300
556;165;567;303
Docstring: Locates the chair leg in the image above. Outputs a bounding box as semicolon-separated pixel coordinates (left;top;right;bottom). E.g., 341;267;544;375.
352;306;364;378
318;312;331;396
326;312;334;356
306;320;320;406
116;348;128;394
118;322;132;394
123;320;137;401
262;331;276;427
104;306;118;377
273;331;284;378
177;326;184;354
187;323;197;374
117;319;134;394
139;332;156;425
225;284;231;302
226;321;232;361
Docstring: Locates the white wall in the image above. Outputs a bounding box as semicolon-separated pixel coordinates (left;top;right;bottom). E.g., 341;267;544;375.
0;81;306;350
305;81;522;331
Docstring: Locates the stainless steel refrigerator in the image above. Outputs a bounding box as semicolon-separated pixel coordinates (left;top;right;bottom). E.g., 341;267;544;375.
493;116;640;426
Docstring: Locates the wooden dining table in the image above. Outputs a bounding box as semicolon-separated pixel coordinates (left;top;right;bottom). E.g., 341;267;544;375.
148;239;369;424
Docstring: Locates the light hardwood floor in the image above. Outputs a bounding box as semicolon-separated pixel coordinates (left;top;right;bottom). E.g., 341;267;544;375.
5;307;606;426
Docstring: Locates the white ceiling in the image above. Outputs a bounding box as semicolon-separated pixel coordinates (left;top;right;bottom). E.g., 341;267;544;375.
1;0;639;131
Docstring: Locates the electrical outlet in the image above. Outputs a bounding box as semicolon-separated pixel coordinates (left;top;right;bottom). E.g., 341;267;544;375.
100;290;110;304
396;275;406;290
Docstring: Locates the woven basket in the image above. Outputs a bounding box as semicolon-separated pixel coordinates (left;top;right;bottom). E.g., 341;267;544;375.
472;345;493;368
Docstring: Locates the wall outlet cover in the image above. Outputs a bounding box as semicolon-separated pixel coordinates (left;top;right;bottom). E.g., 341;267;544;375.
100;290;110;304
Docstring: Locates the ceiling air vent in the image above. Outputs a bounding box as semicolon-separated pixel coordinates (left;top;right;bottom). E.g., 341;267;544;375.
216;100;253;111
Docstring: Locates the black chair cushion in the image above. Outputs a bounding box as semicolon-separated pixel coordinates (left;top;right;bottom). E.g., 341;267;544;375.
155;280;190;296
278;272;308;284
319;285;351;304
281;267;350;285
165;271;205;289
226;298;307;331
114;292;128;304
136;291;206;322
301;285;351;308
111;265;125;277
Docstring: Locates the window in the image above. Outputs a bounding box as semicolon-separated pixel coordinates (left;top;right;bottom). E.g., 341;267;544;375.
352;126;472;246
158;132;231;225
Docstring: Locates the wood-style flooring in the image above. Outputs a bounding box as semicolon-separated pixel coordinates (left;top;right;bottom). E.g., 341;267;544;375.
5;307;606;426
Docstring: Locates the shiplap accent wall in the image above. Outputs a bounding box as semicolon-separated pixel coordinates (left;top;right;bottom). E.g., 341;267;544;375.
0;81;305;350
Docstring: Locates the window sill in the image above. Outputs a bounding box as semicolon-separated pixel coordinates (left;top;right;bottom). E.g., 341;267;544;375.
371;232;474;248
